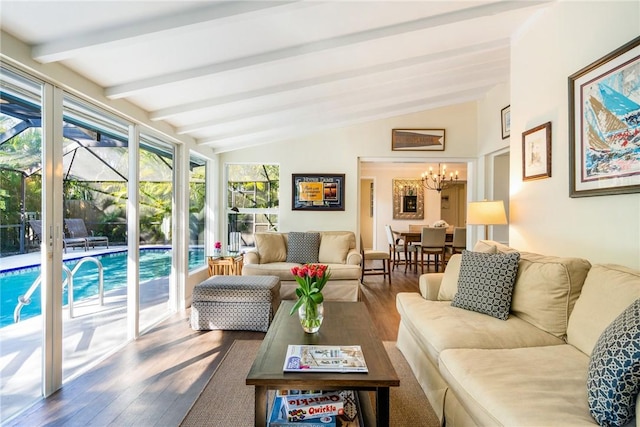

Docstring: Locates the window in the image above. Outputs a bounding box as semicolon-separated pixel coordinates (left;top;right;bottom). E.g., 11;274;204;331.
189;153;206;270
226;163;279;248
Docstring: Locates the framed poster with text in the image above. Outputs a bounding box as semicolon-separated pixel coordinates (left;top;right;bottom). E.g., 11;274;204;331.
292;174;345;211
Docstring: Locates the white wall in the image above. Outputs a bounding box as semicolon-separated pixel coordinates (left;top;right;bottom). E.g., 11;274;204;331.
220;102;478;246
509;1;640;268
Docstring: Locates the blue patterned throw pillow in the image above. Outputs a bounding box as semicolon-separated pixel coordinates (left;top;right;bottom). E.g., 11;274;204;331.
286;232;320;264
451;250;520;320
587;298;640;427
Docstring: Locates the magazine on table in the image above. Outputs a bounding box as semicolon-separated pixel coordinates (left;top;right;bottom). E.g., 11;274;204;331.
282;345;368;373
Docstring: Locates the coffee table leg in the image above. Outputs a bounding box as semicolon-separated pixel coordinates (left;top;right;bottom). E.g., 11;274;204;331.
376;387;390;427
254;386;267;427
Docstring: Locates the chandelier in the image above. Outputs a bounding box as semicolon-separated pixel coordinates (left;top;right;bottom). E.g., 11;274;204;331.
421;163;458;192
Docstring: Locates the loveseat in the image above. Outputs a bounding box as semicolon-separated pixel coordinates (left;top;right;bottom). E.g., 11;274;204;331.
396;240;640;427
242;231;361;302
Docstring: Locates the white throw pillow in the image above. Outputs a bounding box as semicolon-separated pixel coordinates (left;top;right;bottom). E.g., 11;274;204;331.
318;234;351;264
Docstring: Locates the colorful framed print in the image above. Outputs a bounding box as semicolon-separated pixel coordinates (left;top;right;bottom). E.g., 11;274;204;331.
391;129;445;151
569;36;640;197
522;121;552;181
292;174;345;211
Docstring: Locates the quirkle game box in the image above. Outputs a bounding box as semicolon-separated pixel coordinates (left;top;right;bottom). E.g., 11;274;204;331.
283;391;344;421
268;396;338;426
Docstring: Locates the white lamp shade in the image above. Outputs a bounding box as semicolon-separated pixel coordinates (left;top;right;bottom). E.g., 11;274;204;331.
467;200;507;225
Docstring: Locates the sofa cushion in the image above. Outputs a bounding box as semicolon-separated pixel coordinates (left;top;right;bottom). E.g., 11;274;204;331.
473;239;519;254
395;294;564;365
439;345;597;426
437;254;461;301
472;240;498;254
318;233;351;264
242;262;303;281
588;299;640;427
242;262;361;281
568;264;640;356
286;232;320;264
510;252;592;339
451;250;520;320
255;232;287;264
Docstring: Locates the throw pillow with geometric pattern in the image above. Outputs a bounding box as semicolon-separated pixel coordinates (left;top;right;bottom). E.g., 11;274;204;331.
587;298;640;427
451;250;520;320
286;232;320;264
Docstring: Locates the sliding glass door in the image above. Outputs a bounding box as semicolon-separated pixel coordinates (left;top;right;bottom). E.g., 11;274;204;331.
0;67;45;421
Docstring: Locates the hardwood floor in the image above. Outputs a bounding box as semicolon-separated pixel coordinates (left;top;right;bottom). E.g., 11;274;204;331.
10;263;425;426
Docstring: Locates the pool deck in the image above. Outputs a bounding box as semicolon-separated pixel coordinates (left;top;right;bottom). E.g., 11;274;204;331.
0;246;189;423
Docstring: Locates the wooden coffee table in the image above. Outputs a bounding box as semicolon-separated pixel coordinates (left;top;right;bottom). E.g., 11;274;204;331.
246;301;399;427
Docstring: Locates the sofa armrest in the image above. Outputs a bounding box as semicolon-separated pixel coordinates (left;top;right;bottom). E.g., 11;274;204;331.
345;248;362;266
419;273;444;300
243;250;260;265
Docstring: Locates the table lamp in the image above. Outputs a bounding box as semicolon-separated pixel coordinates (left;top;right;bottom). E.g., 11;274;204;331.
466;200;508;238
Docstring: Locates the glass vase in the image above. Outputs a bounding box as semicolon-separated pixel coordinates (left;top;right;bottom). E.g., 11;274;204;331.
298;301;324;333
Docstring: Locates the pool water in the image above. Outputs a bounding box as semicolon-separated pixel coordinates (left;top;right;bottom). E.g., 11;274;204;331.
0;248;204;328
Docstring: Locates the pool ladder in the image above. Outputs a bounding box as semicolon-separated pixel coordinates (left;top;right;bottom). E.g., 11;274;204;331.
13;257;104;323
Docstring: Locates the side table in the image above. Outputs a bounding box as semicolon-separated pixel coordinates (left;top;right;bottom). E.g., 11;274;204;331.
207;252;243;276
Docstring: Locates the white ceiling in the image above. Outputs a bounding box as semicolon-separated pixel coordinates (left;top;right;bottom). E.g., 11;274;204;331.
0;1;551;153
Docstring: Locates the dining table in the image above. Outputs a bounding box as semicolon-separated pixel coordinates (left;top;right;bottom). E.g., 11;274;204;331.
395;228;453;273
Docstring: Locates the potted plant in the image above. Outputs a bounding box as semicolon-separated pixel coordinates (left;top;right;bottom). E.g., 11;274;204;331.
289;264;331;333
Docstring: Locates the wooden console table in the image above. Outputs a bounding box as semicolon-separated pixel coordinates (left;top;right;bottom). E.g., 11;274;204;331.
207;253;243;276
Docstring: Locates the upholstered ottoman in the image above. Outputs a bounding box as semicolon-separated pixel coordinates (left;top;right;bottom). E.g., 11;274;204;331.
190;275;281;332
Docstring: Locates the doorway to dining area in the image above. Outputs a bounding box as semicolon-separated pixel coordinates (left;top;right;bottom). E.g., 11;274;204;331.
359;161;468;252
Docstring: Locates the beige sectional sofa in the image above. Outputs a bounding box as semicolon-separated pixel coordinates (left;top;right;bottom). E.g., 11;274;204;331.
396;240;640;427
242;231;361;302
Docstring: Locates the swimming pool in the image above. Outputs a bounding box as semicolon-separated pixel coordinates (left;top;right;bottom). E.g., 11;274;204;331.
0;247;205;328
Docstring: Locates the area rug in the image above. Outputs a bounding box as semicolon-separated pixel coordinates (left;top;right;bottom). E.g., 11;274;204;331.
180;339;439;427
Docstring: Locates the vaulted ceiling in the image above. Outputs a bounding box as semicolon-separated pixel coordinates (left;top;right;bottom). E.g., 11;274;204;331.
0;1;551;153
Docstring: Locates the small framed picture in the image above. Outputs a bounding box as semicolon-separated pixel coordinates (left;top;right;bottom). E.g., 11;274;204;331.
501;105;511;139
522;122;552;181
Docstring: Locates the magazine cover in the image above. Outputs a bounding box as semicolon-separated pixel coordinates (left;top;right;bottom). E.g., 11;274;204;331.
282;345;368;373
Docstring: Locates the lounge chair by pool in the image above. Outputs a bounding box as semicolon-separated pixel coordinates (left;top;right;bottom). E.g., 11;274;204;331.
29;220;87;253
65;219;109;249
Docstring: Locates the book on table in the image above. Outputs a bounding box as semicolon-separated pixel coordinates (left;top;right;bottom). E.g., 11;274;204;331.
282;345;368;373
268;390;363;427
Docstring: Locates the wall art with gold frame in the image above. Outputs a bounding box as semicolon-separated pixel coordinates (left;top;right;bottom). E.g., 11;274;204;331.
392;179;424;220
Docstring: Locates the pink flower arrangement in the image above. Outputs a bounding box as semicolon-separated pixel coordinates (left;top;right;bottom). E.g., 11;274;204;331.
214;241;222;249
289;264;331;315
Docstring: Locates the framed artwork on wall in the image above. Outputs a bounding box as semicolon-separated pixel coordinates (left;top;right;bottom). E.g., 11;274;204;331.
392;179;424;219
501;105;511;139
522;121;552;181
292;174;345;211
391;129;445;151
568;35;640;197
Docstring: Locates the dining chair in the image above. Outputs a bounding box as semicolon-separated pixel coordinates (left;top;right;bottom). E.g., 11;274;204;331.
449;227;467;254
445;227;466;264
384;225;417;273
360;236;391;284
417;227;447;273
